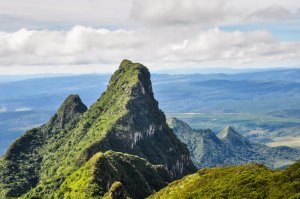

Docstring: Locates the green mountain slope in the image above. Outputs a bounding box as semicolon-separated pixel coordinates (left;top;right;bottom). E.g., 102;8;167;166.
149;161;300;199
168;118;300;169
0;94;87;197
0;60;195;198
54;151;171;199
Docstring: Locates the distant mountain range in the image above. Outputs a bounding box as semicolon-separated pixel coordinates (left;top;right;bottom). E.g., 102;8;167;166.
1;68;300;113
168;118;300;169
0;68;300;155
1;63;300;198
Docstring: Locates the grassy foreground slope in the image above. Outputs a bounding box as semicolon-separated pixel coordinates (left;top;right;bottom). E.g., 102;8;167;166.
53;151;171;199
149;161;300;199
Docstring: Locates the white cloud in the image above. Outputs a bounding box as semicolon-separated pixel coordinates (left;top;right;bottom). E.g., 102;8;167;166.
0;26;147;65
131;0;300;27
164;29;295;63
248;5;295;21
2;0;129;20
0;26;299;74
14;107;31;112
1;0;299;31
0;0;134;30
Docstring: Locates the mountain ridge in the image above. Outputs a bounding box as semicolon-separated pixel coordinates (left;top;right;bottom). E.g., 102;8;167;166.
0;94;87;197
0;60;196;198
168;117;300;169
1;68;300;155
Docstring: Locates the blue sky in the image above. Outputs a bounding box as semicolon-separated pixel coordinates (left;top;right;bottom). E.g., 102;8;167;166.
0;0;299;74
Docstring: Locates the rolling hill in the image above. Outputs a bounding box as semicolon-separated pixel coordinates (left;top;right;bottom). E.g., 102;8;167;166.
149;161;300;199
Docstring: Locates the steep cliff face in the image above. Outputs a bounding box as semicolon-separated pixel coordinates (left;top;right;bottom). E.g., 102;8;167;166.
0;60;195;198
78;60;195;178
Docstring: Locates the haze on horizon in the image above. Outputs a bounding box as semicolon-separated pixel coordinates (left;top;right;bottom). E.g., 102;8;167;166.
0;0;299;75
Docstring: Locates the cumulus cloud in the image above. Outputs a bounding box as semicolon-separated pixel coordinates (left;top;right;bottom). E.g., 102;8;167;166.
131;0;300;27
0;26;299;74
164;29;300;65
0;26;162;67
248;6;295;21
1;0;299;30
131;0;229;26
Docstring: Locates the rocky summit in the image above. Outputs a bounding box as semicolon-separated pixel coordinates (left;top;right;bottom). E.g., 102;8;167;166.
0;60;196;199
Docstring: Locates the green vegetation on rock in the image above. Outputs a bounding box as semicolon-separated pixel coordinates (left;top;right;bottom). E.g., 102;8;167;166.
149;161;300;199
0;60;195;198
0;94;87;198
102;181;129;199
55;151;171;199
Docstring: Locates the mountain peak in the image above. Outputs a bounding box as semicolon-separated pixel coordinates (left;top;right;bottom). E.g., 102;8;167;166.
218;126;250;147
218;126;235;138
1;60;196;198
167;117;193;133
218;126;235;137
119;59;139;69
51;94;87;130
0;94;88;197
57;94;87;115
107;59;153;98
